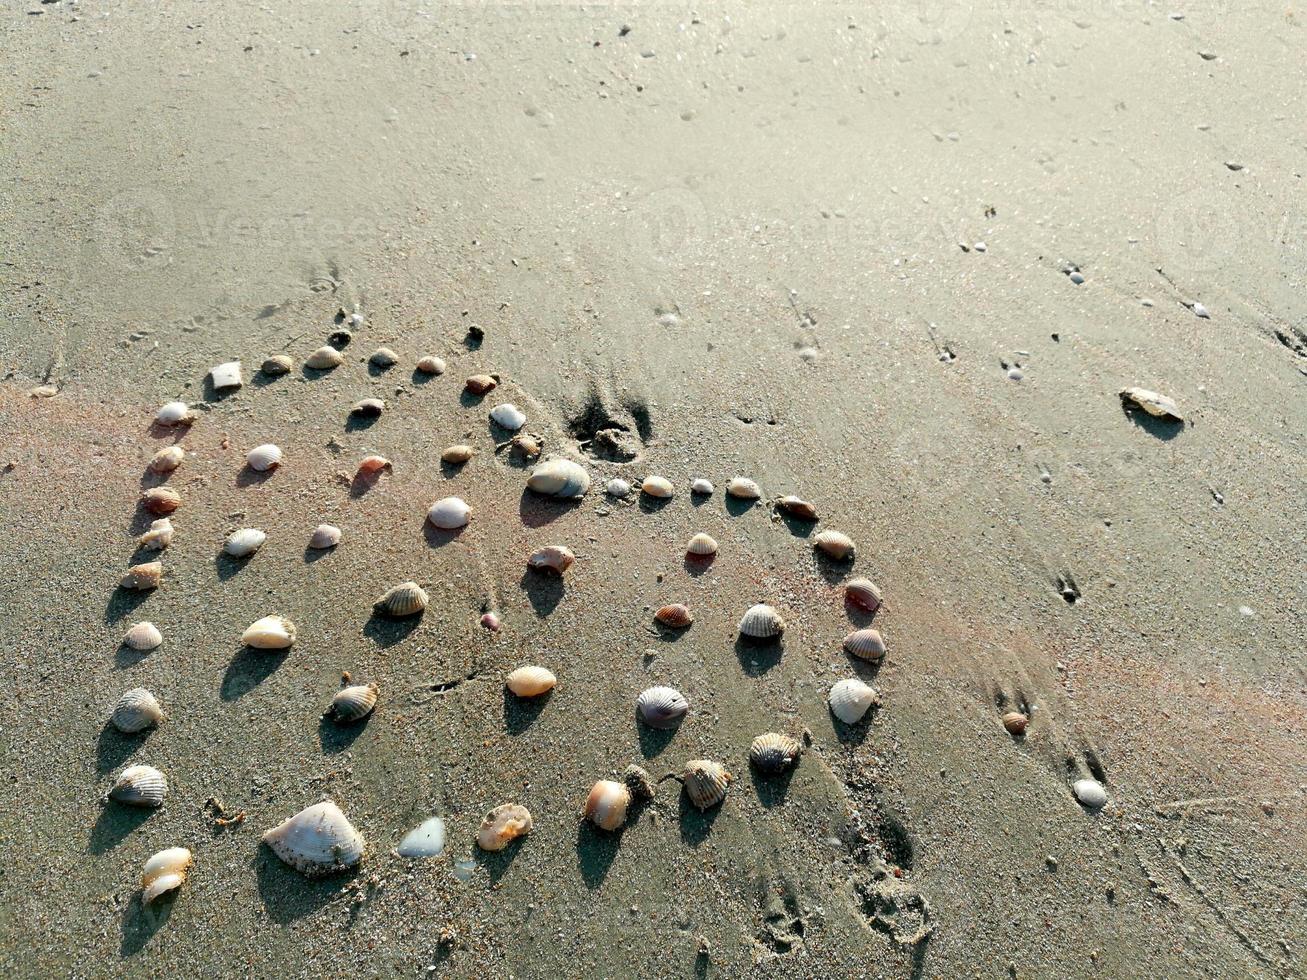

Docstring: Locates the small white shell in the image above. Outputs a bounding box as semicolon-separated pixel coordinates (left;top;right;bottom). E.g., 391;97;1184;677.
148;445;185;474
814;530;856;561
606;478;632;499
489;403;527;431
262;800;365;876
726;476;761;500
527;458;591;498
427;496;471;530
527;545;575;574
845;578;884;614
369;347;399;368
241;615;297;649
223;528;267;558
682;760;732;810
477;804;533;852
641;475;674;498
690;478;714;495
109;764;168;807
828;678;879;724
843;628;886;662
738;603;785;639
505;665;557;698
155;401;194;426
583;780;632;832
308;524;341;549
246;444;282;472
686;532;718;557
374;581;428;617
1073;778;1108;809
138;517;174;551
209;360;243;390
415;355;446;375
1119;387;1183;423
123;621;163;652
111;688;163;733
120;562;162;591
329;683;379;722
636;686;688;729
397;817;447;858
305;346;344;369
141;847;192;904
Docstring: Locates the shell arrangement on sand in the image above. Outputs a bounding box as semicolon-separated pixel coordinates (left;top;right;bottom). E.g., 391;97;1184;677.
814;530;856;561
527;458;590;498
726;476;761;500
111;688;163;733
329;683;379;723
527;545;574;575
654;603;693;628
505;666;557;698
141;487;181;515
682;760;731;810
262;800;365;876
477;804;532;852
308;524;341;549
642;475;674;498
241;615;297;650
149;445;185;474
123;621;163;651
374;582;428;617
749;733;802;774
583;780;632;832
121;562;162;591
109;764;168;807
246;444;282;472
138;517;174;550
223;528;267;558
141;847;193;905
427;496;471;530
686;532;718;557
738;603;785;639
844;578;884;614
828;678;879;724
636;686;689;729
843;628;887;662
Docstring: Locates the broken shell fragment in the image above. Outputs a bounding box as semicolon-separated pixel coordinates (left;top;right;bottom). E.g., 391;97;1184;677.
749;733;802;774
738;603;785;639
262;800;365;876
623;765;657;801
828;678;879;724
843;628;887;663
148;445;185;474
155;401;194;426
329;683;379;723
527;458;591;498
505;665;557;698
415;355;446;375
223;528;267;558
374;581;428;617
109;764;168;808
261;354;293;376
369;347;399;368
636;686;688;729
583;780;632;832
357;454;392;475
814;530;856;561
641;475;674;498
350;397;385;418
465;374;498;395
111;688;163;733
776;495;818;521
308;524;341;549
397;817;447;858
427;496;471;530
477;804;532;852
489;403;526;431
241;615;297;649
123;621;163;652
121;562;162;591
726;476;761;500
1073;778;1108;809
1002;711;1029;736
1119;387;1184;423
141;486;181;515
441;444;475;465
527;544;575;574
246;444;282;472
141;847;193;905
138;517;174;551
682;760;731;810
844;578;884;614
655;604;693;628
305;345;345;370
328;327;352;348
606;478;632;499
686;532;719;557
209;360;243;391
690;478;714;495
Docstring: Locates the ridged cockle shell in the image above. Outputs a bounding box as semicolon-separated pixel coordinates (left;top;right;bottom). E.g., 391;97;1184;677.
261;354;293;375
123;621;163;651
223;528;267;558
682;760;731;810
427;497;471;530
505;666;557;698
814;530;855;561
329;683;378;722
262;800;365;876
527;545;574;575
636;686;688;729
121;562;162;591
749;733;802;774
583;780;632;832
844;578;883;614
1002;711;1029;736
241;615;296;649
111;688;163;733
738;604;785;639
776;495;818;520
305;346;344;369
655;604;693;628
686;533;718;557
109;764;168;807
308;524;341;549
374;581;428;617
843;628;886;662
526;458;590;498
477;803;532;852
148;445;185;474
141;847;193;905
246;444;282;472
369;347;398;368
828;678;879;724
141;486;181;515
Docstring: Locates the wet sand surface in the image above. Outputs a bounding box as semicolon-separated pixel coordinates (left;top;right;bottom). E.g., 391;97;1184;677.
1;2;1305;977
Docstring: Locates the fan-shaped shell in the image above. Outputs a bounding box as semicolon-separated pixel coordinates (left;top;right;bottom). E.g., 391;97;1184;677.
465;374;498;395
526;458;591;498
814;530;856;561
357;454;391;474
606;478;631;499
843;628;887;662
369;347;399;368
1073;778;1108;809
641;475;674;498
844;578;884;614
726;476;761;499
141;847;192;904
828;678;879;724
330;683;379;722
374;582;428;617
141;486;181;514
636;686;688;729
261;354;293;376
683;760;731;810
686;532;718;557
223;528;267;558
505;666;557;698
1002;711;1029;736
123;621;163;652
690;478;714;495
241;615;297;649
138;517;174;551
111;688;163;733
350;397;385;418
441;444;475;464
209;360;243;390
489;403;526;431
527;545;575;574
655;604;693;628
305;345;344;369
246;444;282;472
477;803;532;852
427;497;471;530
155;401;194;426
416;355;446;375
738;603;785;639
308;524;341;549
121;562;162;591
749;733;802;774
148;445;185;474
583;780;631;832
262;800;365;876
109;764;168;807
776;495;818;520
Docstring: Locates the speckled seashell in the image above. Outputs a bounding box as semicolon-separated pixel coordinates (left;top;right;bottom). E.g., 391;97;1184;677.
512;433;542;458
369;347;399;368
308;524;341;549
427;496;471;530
1002;711;1029;736
749;733;802;774
813;530;855;561
726;476;761;500
357;454;392;474
141;486;181;515
247;444;282;472
109;764;168;808
738;604;785;639
350;397;385;418
505;665;557;698
223;528;267;558
844;578;884;614
1119;387;1183;423
148;445;185;474
641;475;674;498
690;478;714;495
606;478;631;499
583;780;631;832
828;678;879;724
261;354;293;376
636;686;688;729
686;532;718;557
489;403;526;431
263;800;365;876
655;604;693;628
1073;778;1108;809
138;517;174;551
526;458;591;498
241;615;297;649
155;401;194;426
141;847;192;905
476;803;532;852
623;765;657;802
209;360;243;391
776;496;818;521
465;374;498;395
441;444;475;464
123;621;163;652
305;346;344;370
843;628;886;663
416;355;446;375
682;760;731;810
329;683;379;722
111;688;163;733
374;581;428;617
121;562;162;591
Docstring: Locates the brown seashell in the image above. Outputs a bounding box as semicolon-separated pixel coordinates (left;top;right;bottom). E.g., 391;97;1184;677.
844;578;883;614
477;803;532;851
141;486;181;515
442;444;475;465
843;628;886;662
329;683;379;723
654;604;693;628
121;562;162;591
465;374;499;395
357;455;392;475
1002;711;1029;736
261;354;293;376
776;495;818;521
682;760;731;810
512;433;542;458
374;581;428;617
148;445;185;474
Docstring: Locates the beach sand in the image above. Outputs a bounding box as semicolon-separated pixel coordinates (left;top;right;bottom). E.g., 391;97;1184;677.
1;1;1305;976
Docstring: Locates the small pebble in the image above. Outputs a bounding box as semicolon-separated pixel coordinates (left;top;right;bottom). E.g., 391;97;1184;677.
1193;302;1211;318
1069;271;1085;285
973;241;987;252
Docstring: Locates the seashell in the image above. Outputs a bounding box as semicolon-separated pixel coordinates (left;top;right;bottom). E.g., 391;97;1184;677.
655;603;693;628
374;581;428;617
397;816;447;858
148;445;185;474
813;530;855;561
623;765;657;801
261;354;293;376
441;444;475;464
350;397;385;418
489;403;526;431
606;478;632;499
738;603;785;639
527;457;591;498
1119;387;1183;423
505;665;557;698
308;524;341;549
223;527;267;558
636;686;688;729
262;800;365;876
141;486;181;514
1002;711;1029;736
843;628;886;663
138;517;174;551
726;476;761;500
305;345;344;370
123;621;163;652
682;760;731;810
512;433;542;458
527;545;575;575
477;803;532;852
241;615;296;649
415;355;446;375
844;578;884;614
357;454;392;475
329;683;379;722
480;611;501;632
209;360;243;391
246;444;282;472
690;478;714;495
828;678;879;724
369;347;399;368
111;688;163;733
121;562;162;591
583;780;632;832
686;532;718;557
1073;778;1108;809
141;847;192;904
749;733;802;774
328;327;353;348
109;764;168;807
427;496;471;530
465;374;499;395
155;401;194;426
641;475;674;498
776;495;818;521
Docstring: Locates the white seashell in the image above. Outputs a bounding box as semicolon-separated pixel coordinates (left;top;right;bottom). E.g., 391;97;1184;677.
209;360;243;390
686;532;718;557
121;562;162;591
350;397;385;418
223;528;267;558
489;403;526;431
262;354;293;376
155;401;194;426
1193;302;1210;319
138;517;174;551
641;475;674;498
241;615;297;649
1073;778;1108;809
148;445;185;474
828;678;879;724
262;800;365;876
477;804;532;852
527;458;591;498
141;486;181;514
505;665;557;698
738;603;785;639
636;686;688;729
427;497;471;530
246;444;282;472
583;780;632;832
308;524;341;549
374;581;428;617
329;683;378;722
845;578;884;614
369;347;399;368
1119;387;1183;423
397;817;447;858
305;346;344;369
726;476;761;500
843;628;887;662
527;545;575;574
111;688;163;733
749;733;802;774
682;760;732;810
690;478;714;495
606;478;632;499
141;847;192;904
123;621;163;652
415;355;446;375
441;444;475;464
814;530;856;561
109;764;168;807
